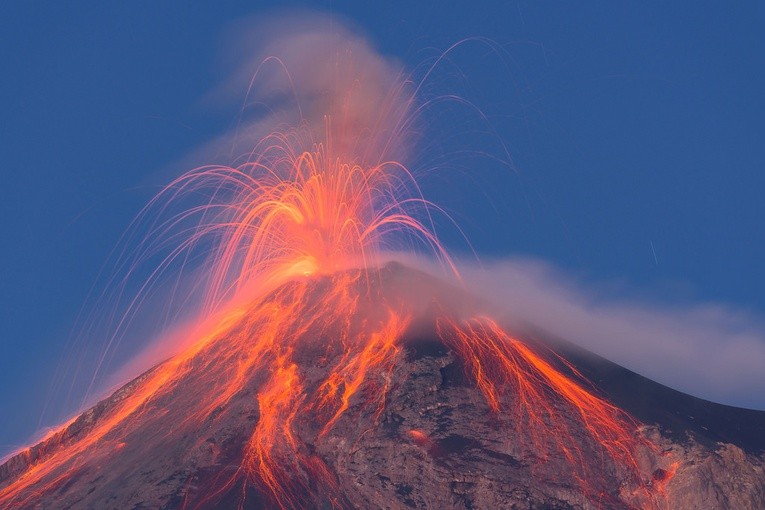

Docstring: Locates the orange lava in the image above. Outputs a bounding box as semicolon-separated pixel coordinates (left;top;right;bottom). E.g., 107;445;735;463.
437;316;652;503
407;429;435;451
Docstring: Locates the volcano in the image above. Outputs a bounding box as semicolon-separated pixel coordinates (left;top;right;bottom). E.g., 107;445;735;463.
1;263;763;510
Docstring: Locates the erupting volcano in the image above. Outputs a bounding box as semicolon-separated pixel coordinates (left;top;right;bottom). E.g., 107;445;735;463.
1;22;764;510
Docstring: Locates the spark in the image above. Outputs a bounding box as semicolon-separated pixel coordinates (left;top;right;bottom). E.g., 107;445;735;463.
650;240;659;266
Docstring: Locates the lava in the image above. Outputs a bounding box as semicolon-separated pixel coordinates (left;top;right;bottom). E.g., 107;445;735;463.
436;316;652;505
0;39;675;510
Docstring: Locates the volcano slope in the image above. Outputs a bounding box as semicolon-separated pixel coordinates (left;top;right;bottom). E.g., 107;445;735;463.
1;263;763;510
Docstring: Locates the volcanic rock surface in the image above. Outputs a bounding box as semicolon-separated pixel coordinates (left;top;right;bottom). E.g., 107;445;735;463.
1;264;763;509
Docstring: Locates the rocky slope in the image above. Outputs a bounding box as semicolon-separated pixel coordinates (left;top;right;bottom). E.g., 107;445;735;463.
1;264;763;509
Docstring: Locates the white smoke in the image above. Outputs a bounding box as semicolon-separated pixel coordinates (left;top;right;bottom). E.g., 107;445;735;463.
195;11;415;167
460;258;765;410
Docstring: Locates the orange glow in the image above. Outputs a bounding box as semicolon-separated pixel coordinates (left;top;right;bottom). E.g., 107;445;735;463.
653;460;680;496
407;429;434;450
136;117;457;320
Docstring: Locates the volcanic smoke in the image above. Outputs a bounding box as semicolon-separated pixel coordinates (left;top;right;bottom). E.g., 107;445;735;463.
0;19;675;510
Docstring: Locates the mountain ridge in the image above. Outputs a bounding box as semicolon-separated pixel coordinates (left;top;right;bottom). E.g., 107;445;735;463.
1;263;763;509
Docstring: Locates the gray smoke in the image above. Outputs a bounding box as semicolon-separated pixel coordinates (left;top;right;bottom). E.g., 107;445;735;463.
195;11;413;167
460;258;765;410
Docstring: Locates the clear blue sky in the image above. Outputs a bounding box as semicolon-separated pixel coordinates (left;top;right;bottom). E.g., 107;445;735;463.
1;2;763;452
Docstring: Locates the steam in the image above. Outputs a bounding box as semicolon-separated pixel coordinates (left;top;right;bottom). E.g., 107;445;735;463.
199;12;414;166
461;258;765;410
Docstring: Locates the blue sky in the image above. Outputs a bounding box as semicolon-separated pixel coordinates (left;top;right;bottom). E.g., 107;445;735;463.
1;2;764;453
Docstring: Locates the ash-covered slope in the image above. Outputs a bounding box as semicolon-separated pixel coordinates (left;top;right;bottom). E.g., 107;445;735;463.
1;263;763;510
525;332;765;508
550;336;765;454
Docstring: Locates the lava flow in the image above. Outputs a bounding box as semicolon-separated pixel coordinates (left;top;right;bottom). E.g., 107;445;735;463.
0;40;673;510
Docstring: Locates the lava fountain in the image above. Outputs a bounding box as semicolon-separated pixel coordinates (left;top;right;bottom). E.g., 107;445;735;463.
0;23;672;510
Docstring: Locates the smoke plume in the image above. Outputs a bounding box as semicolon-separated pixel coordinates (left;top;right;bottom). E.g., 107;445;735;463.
462;258;765;410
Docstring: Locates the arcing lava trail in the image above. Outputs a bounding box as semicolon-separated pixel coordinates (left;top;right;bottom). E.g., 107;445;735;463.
2;30;764;510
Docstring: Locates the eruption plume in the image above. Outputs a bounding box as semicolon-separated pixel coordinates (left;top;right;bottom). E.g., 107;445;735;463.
0;17;675;510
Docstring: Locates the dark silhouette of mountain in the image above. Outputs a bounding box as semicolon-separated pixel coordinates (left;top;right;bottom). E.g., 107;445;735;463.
549;336;765;455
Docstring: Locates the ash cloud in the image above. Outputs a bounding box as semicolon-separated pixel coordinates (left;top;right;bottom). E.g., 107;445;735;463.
195;11;414;167
461;258;765;410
